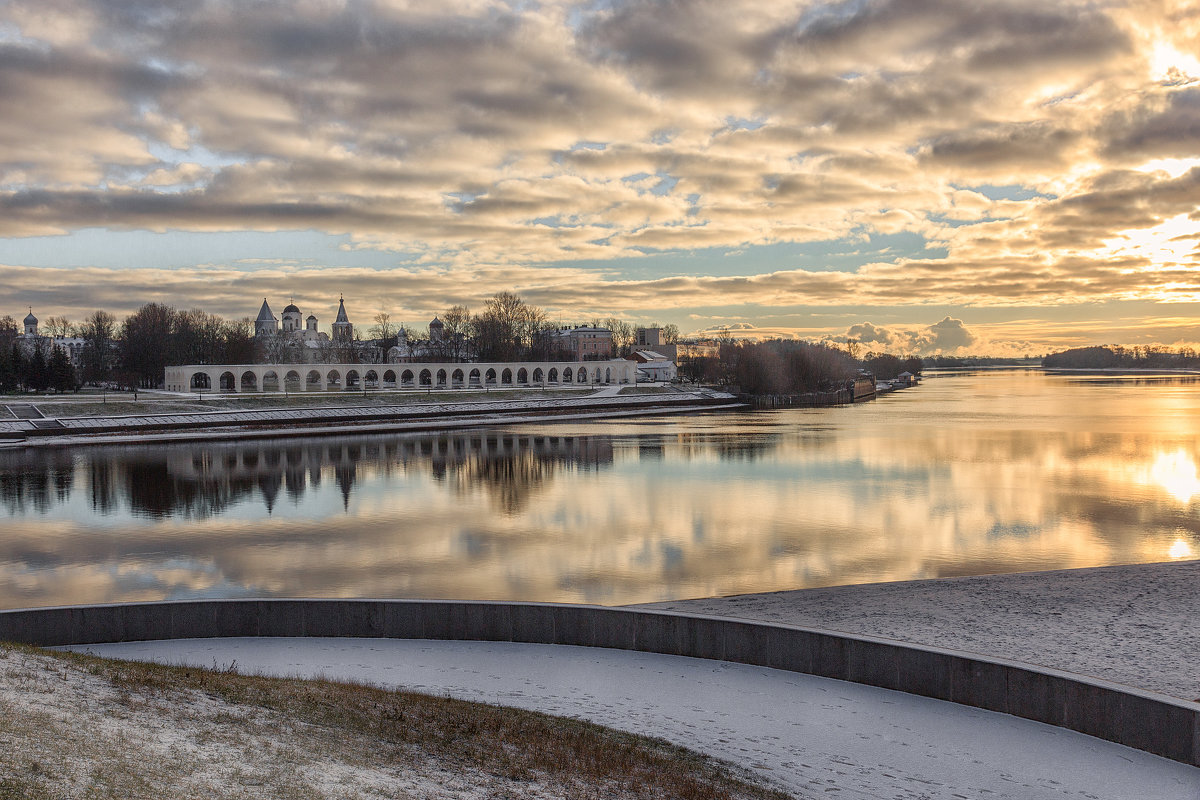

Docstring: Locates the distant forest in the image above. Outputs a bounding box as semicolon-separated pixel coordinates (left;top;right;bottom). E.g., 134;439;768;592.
681;338;922;394
1042;345;1200;370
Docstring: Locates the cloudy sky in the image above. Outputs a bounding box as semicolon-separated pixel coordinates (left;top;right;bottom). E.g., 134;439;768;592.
0;0;1197;355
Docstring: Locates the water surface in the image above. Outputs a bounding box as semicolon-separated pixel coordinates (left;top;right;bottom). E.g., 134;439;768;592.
2;370;1198;608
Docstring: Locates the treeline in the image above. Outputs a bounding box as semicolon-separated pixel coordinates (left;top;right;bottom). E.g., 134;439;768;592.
680;338;922;394
1;292;685;393
377;292;679;362
1042;345;1200;370
0;339;77;394
0;304;257;392
925;355;1035;368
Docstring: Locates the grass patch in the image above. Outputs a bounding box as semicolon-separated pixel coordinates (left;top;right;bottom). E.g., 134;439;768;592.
2;643;790;800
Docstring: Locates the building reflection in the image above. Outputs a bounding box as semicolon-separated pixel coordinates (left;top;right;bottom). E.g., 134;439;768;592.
0;432;618;519
0;450;74;516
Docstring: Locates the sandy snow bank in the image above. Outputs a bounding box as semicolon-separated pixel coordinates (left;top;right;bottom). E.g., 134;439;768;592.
1;644;772;799
70;637;1200;800
636;560;1200;700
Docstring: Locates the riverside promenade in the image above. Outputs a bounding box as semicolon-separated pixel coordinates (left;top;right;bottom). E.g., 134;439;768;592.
0;388;741;448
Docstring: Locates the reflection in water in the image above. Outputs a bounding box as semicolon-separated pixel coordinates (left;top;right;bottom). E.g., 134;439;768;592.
2;370;1199;609
0;433;615;520
1148;450;1200;504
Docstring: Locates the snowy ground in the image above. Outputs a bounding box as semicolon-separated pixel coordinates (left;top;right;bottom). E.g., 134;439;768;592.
637;560;1200;700
68;637;1200;800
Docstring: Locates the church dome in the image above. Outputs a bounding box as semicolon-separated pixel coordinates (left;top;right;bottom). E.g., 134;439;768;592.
23;310;37;326
429;316;444;327
283;303;301;314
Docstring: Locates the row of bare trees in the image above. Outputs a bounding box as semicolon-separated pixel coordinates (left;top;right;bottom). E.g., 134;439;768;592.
365;293;680;363
678;338;923;393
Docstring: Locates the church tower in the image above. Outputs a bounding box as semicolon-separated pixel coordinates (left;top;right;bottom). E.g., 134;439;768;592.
332;296;353;344
22;308;37;337
281;301;302;334
254;299;278;338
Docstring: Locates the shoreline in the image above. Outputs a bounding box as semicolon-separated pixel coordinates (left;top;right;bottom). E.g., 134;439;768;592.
636;559;1200;700
0;389;743;449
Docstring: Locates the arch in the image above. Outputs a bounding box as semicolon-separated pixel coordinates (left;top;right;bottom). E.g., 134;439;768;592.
284;370;302;392
452;368;465;388
436;369;448;387
532;368;543;384
485;368;497;386
548;368;558;384
262;370;280;392
562;367;573;383
469;368;481;387
605;367;611;384
419;369;432;387
240;371;258;392
346;370;361;389
400;369;414;387
364;369;379;387
306;370;322;389
190;372;211;391
501;368;513;385
326;369;341;389
383;369;396;385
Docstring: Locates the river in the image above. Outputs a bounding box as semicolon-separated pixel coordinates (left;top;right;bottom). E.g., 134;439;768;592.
2;369;1198;608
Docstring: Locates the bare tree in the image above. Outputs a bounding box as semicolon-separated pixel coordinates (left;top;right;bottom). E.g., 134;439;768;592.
257;331;291;364
604;317;634;356
371;312;396;346
79;311;116;386
441;305;471;361
44;316;75;338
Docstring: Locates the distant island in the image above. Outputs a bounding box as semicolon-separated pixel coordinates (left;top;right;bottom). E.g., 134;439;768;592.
1042;345;1200;370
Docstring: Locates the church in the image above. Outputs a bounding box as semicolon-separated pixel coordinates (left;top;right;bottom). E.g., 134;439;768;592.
252;296;356;362
253;297;449;364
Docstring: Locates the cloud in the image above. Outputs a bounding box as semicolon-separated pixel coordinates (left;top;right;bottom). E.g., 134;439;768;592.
0;0;1197;351
842;317;976;355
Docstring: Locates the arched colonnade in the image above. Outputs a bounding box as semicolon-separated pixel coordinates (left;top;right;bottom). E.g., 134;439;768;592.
164;360;637;393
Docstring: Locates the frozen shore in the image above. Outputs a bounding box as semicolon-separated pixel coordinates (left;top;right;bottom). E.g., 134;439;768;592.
636;560;1200;700
68;637;1200;800
0;388;741;448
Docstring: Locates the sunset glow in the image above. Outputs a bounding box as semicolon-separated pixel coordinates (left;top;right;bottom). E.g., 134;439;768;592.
0;1;1198;352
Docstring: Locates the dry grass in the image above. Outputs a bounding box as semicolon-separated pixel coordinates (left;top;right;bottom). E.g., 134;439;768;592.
0;643;790;800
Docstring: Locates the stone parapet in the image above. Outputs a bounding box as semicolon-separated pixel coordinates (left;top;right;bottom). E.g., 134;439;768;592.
3;599;1197;767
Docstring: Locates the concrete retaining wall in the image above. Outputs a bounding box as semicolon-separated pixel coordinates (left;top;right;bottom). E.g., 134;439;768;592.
3;599;1197;767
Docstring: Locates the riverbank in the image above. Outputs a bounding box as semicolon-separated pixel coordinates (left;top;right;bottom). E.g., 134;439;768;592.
0;642;786;800
636;559;1200;700
8;562;1200;798
0;387;743;448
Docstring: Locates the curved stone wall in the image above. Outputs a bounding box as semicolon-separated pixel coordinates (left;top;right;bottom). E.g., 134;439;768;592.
3;599;1197;767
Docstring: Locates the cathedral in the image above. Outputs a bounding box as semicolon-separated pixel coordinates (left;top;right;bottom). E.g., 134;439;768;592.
253;296;358;362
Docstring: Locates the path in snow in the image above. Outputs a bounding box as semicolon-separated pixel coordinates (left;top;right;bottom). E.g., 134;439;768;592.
70;637;1199;800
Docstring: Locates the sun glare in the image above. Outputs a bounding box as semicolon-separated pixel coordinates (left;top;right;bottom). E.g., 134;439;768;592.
1150;450;1200;504
1168;539;1193;559
1104;213;1200;269
1134;157;1200;179
1149;41;1200;81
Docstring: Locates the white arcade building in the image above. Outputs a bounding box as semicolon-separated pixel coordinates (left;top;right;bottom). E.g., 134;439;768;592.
164;359;638;393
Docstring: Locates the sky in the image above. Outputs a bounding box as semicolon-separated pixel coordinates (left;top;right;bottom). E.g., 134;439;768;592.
0;0;1198;356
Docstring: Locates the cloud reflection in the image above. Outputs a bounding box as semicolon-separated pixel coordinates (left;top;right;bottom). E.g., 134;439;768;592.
1;373;1198;608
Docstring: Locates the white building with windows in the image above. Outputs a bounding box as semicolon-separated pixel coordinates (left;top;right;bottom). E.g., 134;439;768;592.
165;359;637;393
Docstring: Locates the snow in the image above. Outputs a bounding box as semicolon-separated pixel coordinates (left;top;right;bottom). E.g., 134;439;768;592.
67;637;1200;799
637;560;1200;700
